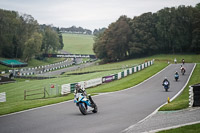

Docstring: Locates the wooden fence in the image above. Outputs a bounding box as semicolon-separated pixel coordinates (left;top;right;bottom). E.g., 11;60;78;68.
24;88;47;100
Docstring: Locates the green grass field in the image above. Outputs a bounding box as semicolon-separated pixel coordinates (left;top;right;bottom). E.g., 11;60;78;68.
158;123;200;133
62;33;94;54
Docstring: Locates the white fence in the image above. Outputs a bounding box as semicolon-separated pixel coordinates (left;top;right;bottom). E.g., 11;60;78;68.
61;60;154;95
0;92;6;102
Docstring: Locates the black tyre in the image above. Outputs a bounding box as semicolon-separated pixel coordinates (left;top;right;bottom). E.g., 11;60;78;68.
92;103;98;113
89;96;98;113
175;78;178;81
165;88;168;92
79;103;87;115
89;95;94;104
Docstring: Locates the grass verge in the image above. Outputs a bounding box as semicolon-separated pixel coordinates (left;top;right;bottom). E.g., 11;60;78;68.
158;123;200;133
62;33;94;54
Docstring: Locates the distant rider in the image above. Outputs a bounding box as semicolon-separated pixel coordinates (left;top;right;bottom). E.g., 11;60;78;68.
174;58;177;64
162;77;170;86
180;65;186;72
175;71;179;76
182;59;185;65
174;71;179;80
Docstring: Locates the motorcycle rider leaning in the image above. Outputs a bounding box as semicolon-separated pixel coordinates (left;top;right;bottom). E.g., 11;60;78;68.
74;83;95;109
74;83;87;97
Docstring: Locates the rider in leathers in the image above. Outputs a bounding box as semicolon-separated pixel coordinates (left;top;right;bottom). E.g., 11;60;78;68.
162;77;170;86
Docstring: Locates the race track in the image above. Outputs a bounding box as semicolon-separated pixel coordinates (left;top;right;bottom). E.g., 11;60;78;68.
0;63;195;133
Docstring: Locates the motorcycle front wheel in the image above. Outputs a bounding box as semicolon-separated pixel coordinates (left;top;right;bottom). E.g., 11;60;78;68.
92;103;98;113
79;103;87;115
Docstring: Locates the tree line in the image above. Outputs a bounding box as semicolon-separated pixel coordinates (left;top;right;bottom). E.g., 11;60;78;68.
93;4;200;63
60;26;92;35
0;9;63;62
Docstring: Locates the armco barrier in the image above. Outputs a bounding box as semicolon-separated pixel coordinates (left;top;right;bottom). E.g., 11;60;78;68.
61;60;154;95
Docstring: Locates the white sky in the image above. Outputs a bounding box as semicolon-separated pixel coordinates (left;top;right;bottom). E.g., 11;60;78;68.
0;0;199;31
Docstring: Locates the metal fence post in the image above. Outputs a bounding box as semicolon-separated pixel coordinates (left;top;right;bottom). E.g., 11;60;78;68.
24;90;26;100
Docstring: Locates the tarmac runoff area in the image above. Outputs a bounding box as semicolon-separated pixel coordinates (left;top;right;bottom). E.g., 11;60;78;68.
123;107;200;133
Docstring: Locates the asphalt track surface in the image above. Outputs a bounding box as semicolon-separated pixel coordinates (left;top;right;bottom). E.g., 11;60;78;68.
0;63;195;133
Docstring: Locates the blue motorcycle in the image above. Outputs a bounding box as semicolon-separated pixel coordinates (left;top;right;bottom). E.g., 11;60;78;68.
74;93;98;115
174;74;179;81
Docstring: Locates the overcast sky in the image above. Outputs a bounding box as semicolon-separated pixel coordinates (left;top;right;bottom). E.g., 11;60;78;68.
0;0;199;31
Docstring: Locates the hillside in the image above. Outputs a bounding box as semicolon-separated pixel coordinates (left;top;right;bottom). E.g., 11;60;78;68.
62;33;95;54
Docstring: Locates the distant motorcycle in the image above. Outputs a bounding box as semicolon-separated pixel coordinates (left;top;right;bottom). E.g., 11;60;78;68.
74;93;98;115
162;81;170;92
181;68;185;75
174;73;179;81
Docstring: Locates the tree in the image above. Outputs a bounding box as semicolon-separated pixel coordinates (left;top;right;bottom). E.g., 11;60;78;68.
23;32;43;62
191;3;200;53
95;16;132;62
41;26;60;54
129;12;158;57
93;32;107;61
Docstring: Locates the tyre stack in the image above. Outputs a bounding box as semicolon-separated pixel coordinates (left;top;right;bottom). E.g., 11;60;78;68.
189;83;200;107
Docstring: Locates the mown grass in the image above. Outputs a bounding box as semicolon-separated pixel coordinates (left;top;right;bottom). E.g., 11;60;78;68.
62;33;94;54
158;123;200;133
159;64;200;111
151;54;200;63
